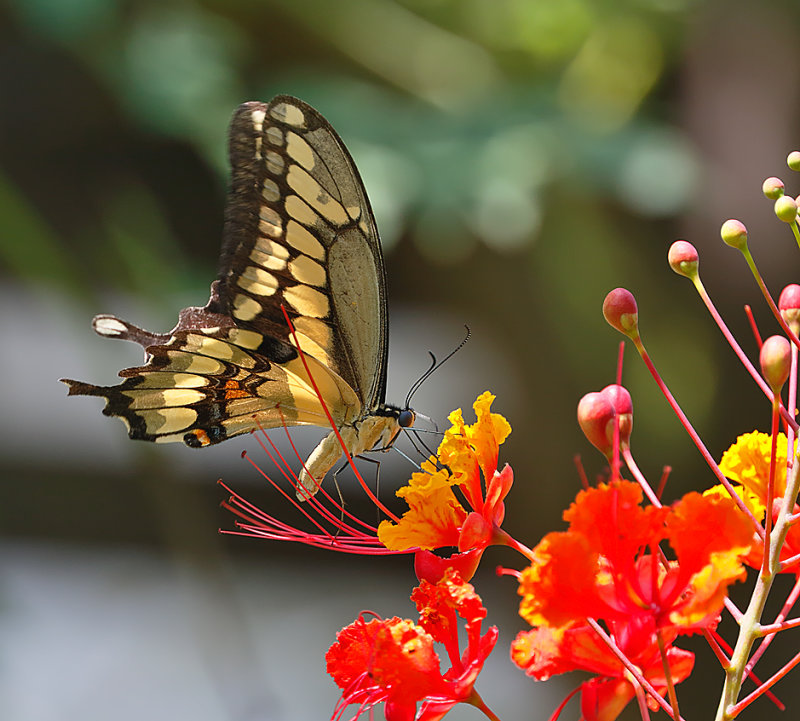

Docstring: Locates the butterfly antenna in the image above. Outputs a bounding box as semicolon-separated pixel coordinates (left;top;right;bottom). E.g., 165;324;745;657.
404;325;471;409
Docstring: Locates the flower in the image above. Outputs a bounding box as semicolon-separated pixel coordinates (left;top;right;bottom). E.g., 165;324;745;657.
511;621;694;721
378;392;516;580
518;480;753;633
713;430;800;571
512;480;751;721
326;570;498;721
719;431;789;500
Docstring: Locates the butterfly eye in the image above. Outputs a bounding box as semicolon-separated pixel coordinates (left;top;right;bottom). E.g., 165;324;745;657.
398;409;416;428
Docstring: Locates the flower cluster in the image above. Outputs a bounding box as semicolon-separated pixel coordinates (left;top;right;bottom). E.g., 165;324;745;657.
220;149;800;721
512;479;751;720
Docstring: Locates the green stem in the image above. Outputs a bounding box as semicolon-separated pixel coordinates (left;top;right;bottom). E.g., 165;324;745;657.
715;442;800;720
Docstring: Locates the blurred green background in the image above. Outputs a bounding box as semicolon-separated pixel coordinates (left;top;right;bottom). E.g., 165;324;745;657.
3;0;800;719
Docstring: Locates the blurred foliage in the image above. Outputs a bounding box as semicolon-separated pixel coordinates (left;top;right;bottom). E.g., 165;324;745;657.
3;0;800;526
1;0;698;292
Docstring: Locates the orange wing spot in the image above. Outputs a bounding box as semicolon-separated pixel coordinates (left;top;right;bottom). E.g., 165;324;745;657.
223;380;250;400
190;429;211;446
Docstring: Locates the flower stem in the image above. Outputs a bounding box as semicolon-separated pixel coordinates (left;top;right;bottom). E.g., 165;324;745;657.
656;627;680;721
468;689;502;721
715;450;800;720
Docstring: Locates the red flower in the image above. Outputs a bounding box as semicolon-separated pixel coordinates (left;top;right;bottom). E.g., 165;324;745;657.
511;621;694;721
327;570;498;721
518;480;753;634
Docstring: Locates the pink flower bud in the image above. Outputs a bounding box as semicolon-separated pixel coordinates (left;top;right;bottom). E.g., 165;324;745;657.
775;196;798;223
601;384;633;444
668;240;699;279
780;284;800;334
788;151;800;172
760;335;791;391
603;288;638;336
720;219;748;249
577;392;615;456
762;176;785;199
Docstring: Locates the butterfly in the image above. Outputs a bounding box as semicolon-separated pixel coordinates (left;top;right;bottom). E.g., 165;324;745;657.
61;95;415;499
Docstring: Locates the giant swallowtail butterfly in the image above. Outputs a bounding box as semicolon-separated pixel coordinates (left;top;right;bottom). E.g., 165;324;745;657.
61;96;415;498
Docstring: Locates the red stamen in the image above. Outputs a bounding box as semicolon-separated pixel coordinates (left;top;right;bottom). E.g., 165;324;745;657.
744;304;763;349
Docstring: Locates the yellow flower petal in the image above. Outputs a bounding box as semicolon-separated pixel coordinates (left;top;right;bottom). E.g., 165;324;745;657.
378;466;468;551
719;431;790;499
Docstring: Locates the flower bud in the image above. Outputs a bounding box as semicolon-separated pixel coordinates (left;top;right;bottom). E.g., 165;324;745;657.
721;219;748;250
760;335;791;392
601;384;633;444
779;284;800;334
775;196;798;223
577;392;615;456
788;151;800;172
668;240;699;279
762;177;785;199
603;288;638;336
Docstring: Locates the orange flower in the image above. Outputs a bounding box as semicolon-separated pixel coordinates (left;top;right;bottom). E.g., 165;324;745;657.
518;480;753;634
327;570;498;721
378;392;514;580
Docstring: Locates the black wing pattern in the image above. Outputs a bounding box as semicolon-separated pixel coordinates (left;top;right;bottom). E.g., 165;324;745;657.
62;96;390;448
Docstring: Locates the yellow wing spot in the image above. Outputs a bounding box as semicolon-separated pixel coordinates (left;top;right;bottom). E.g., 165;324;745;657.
237;266;279;297
251;109;266;161
232;293;263;321
294;315;333;353
292;322;333;368
262;178;280;202
135;372;209;389
270;102;306;128
164;351;227;375
140;407;198;435
122;388;205;409
265;150;284;175
227;327;264;350
259;206;283;238
286;131;315;170
266;127;283;146
287;166;348;226
251;246;288;271
184;334;256;368
254;235;290;260
200;326;221;335
284;283;330;318
289;254;326;287
347;205;362;221
286;220;325;260
285;194;318;227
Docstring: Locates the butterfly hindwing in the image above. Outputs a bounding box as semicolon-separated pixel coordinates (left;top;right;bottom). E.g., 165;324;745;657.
62;96;389;448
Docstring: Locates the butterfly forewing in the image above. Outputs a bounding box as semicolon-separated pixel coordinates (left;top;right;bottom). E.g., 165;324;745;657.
62;96;391;449
215;96;389;411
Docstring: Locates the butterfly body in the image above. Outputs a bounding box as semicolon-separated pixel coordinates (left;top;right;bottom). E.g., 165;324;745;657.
62;96;414;497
